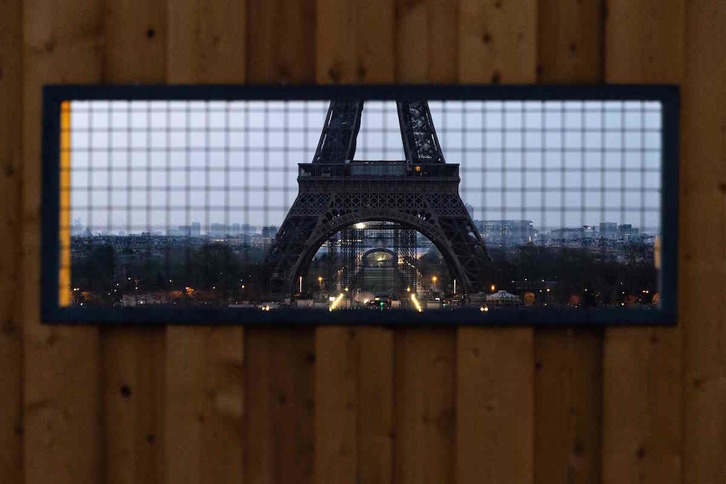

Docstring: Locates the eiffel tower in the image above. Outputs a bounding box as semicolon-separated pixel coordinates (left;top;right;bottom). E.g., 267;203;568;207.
265;99;490;296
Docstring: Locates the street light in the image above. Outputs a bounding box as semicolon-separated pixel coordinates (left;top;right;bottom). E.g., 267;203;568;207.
490;284;496;292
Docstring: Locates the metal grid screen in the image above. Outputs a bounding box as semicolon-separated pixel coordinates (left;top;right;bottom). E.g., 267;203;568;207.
58;98;663;315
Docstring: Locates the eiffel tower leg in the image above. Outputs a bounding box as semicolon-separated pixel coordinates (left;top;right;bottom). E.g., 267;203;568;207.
425;194;490;293
264;193;331;295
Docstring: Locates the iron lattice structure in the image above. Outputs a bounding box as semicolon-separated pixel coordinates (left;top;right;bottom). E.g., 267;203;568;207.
327;222;418;298
265;99;490;295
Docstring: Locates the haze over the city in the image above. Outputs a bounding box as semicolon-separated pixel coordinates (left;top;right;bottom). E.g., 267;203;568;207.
68;99;662;235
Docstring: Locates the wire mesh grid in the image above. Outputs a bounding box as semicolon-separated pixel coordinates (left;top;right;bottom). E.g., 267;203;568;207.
60;98;663;310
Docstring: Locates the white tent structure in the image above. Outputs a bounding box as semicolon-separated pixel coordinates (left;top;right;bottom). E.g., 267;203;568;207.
485;290;522;306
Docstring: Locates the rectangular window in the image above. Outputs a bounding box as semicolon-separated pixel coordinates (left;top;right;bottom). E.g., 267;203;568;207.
42;85;678;325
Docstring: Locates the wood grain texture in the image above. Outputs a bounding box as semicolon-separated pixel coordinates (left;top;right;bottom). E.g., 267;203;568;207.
534;2;603;483
456;1;537;483
458;0;537;84
22;0;104;481
682;1;726;483
245;329;315;484
395;0;459;83
603;1;685;483
394;330;455;484
164;328;245;484
0;0;23;481
536;0;603;83
316;0;394;84
245;2;316;484
102;330;166;483
248;0;316;84
314;2;396;483
101;2;167;482
165;1;246;482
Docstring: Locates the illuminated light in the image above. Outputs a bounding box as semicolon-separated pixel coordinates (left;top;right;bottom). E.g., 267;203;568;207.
329;296;336;302
354;223;366;230
407;287;411;292
58;101;71;307
491;284;496;292
410;293;423;312
432;276;438;283
329;293;345;311
345;287;349;292
415;165;421;172
480;305;489;312
546;288;551;292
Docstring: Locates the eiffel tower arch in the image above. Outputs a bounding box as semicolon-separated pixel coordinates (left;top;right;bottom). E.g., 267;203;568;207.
264;99;490;296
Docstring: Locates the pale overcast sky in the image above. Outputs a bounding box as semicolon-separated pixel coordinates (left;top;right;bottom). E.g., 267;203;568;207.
68;99;662;235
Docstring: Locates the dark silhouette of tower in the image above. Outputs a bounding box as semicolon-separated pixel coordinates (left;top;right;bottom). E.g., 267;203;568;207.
265;99;490;295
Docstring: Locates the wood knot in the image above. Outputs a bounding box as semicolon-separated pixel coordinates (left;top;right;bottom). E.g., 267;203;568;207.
482;31;492;44
357;64;368;81
43;38;57;53
490;70;501;84
145;28;155;39
636;445;646;459
327;65;342;83
120;385;132;398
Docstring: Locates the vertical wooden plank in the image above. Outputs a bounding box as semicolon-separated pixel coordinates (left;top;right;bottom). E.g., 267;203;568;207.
534;2;604;483
247;0;316;84
165;1;246;483
393;2;457;483
393;330;455;484
602;1;685;483
0;0;23;481
314;2;395;483
101;2;167;482
458;0;537;85
22;0;104;482
682;1;726;483
245;2;316;484
456;1;537;483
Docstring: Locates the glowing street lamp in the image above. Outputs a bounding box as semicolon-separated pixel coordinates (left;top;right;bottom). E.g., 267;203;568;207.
490;284;496;293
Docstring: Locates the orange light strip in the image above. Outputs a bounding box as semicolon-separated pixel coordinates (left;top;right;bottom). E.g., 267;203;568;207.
59;101;72;306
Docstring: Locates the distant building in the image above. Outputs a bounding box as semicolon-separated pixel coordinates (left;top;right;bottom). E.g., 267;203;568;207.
209;223;227;237
240;223;256;234
477;220;534;248
618;224;639;239
599;222;618;239
71;218;84;236
191;222;201;237
261;225;279;239
465;203;475;219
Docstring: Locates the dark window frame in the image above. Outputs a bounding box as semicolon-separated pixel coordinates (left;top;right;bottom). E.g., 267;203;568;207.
41;84;679;326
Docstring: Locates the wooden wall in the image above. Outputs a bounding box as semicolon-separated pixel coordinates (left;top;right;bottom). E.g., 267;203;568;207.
0;0;724;482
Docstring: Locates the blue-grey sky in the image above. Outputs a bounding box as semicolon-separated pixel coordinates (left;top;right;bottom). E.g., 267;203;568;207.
68;99;662;235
